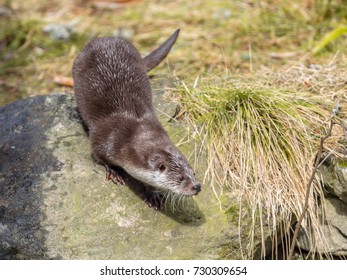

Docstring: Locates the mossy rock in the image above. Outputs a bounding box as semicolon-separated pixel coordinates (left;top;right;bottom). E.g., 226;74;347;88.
0;92;243;259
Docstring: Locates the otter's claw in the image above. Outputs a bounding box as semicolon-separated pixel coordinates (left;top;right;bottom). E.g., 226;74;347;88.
105;165;125;185
144;189;165;211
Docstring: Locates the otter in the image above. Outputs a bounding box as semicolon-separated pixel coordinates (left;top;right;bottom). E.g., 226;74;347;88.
72;29;201;210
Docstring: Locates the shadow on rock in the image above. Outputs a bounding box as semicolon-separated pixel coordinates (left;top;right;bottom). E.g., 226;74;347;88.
102;166;205;226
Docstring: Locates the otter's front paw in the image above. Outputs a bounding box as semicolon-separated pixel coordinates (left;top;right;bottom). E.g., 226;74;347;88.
105;165;125;185
144;188;165;210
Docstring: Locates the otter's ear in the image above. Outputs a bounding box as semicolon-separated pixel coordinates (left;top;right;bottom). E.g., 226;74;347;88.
148;154;166;172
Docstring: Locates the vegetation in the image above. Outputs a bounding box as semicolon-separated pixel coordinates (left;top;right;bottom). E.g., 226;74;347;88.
1;0;347;104
171;70;346;258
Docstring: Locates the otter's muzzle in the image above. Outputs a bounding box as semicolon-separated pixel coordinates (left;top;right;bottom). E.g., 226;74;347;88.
192;184;201;195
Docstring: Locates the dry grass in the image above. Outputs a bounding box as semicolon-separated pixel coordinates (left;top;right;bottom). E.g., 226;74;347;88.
170;61;346;259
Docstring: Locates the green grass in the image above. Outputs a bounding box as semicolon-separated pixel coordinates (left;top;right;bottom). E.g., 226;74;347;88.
0;16;89;104
313;26;347;54
0;19;41;73
0;18;88;70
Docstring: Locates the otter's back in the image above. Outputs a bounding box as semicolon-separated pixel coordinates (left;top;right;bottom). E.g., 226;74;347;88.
73;37;153;125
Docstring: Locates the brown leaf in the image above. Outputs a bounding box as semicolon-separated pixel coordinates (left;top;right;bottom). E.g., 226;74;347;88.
54;76;74;87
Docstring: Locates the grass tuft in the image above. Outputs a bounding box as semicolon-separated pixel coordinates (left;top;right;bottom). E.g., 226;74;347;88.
0;18;41;73
312;26;347;54
172;75;337;258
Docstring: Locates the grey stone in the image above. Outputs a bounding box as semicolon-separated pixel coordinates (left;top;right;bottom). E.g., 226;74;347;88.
0;92;240;259
296;154;347;257
43;24;71;41
0;7;12;16
320;154;347;203
297;197;347;256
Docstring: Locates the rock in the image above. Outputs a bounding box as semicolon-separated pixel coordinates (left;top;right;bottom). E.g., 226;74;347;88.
324;197;347;256
42;22;77;41
0;92;240;259
297;197;347;257
0;7;12;17
320;155;347;203
296;154;347;257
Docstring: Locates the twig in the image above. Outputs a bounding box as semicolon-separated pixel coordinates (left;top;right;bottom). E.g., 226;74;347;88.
287;120;335;260
338;119;347;142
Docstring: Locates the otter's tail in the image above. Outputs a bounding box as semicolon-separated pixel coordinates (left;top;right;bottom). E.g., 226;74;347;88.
143;29;180;72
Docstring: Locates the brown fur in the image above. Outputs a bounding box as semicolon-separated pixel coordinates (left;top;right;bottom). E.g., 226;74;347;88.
72;30;201;208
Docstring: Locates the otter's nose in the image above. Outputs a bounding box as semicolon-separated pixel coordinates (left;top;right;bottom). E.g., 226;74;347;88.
192;184;201;194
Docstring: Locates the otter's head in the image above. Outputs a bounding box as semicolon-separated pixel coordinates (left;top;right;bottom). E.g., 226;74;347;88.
123;144;201;196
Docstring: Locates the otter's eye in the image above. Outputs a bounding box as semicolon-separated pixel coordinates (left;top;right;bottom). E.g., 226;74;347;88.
178;175;184;182
159;164;166;172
